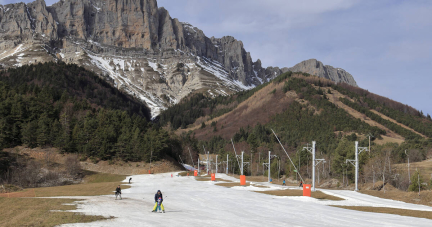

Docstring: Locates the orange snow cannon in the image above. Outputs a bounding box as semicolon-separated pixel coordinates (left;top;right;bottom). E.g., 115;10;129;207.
303;184;311;197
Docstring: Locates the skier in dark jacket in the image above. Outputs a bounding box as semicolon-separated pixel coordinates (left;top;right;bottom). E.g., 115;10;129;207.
152;190;165;213
115;185;122;200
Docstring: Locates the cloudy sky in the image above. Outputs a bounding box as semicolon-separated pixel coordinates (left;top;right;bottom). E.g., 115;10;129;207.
2;0;432;116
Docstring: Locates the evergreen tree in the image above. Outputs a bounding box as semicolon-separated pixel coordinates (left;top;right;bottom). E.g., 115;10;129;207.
37;113;51;147
247;133;259;152
331;138;355;177
408;171;425;192
21;121;38;148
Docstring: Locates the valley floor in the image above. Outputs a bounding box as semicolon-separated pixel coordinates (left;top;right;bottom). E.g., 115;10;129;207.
51;173;432;226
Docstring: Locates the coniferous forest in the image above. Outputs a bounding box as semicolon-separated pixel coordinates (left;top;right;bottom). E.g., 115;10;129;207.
0;62;180;163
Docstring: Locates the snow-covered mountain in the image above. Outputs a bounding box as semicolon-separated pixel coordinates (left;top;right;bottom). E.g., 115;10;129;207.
0;0;357;117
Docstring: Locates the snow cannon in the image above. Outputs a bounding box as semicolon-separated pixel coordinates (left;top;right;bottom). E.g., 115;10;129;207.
303;184;311;197
240;175;246;186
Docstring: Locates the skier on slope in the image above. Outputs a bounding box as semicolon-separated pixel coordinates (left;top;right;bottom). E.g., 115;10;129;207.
152;190;165;213
115;185;122;200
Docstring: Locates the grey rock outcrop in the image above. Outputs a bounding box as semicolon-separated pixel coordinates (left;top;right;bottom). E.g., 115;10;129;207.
287;59;357;86
0;0;57;41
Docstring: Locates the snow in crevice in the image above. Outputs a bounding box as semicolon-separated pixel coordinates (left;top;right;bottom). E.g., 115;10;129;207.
197;57;254;91
0;44;26;61
85;51;166;118
93;4;101;12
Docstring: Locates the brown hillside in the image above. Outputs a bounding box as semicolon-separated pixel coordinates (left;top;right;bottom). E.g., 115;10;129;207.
177;81;296;140
3;146;183;175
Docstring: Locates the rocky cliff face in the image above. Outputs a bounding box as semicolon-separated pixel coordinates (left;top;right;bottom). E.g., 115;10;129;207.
0;0;357;117
287;59;357;86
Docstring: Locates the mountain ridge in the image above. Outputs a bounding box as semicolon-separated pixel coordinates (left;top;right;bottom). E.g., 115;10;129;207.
0;0;358;117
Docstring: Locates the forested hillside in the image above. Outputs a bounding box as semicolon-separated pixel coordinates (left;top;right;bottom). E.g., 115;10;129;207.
0;62;179;162
161;72;432;191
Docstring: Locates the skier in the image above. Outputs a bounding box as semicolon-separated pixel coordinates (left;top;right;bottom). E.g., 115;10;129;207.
156;197;162;213
152;190;165;213
299;181;303;187
129;177;132;184
282;179;286;186
115;185;122;200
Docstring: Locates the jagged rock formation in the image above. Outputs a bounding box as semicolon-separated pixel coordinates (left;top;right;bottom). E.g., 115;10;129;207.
287;59;357;87
0;0;357;117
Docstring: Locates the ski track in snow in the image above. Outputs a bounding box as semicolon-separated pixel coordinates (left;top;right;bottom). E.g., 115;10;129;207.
55;173;432;227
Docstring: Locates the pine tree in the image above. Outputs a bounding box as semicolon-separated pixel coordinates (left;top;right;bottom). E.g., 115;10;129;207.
331;138;355;177
37;113;51;147
22;121;38;148
247;133;259;152
408;171;425;192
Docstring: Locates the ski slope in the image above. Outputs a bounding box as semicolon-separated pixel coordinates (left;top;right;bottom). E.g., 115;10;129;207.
59;173;432;226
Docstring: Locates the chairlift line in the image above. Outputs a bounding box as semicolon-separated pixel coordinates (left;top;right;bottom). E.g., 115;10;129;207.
271;129;305;184
231;139;241;171
188;147;195;167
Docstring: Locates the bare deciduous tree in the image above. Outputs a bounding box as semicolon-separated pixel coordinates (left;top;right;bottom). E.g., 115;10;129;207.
65;155;81;176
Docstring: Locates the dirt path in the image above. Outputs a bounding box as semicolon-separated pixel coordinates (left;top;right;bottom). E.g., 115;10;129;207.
370;110;427;139
326;88;405;143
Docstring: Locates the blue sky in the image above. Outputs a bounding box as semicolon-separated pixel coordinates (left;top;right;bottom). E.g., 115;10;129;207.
3;0;432;116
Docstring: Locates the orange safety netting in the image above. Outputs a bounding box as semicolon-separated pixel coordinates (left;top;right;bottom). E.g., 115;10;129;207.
0;189;36;198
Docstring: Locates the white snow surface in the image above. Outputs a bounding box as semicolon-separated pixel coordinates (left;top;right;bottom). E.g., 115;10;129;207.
56;173;432;227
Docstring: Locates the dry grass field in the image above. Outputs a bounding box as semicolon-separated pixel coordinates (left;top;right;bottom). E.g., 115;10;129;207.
0;197;107;227
215;182;251;187
332;206;432;220
0;172;127;226
32;173;131;197
361;190;432;207
257;189;344;201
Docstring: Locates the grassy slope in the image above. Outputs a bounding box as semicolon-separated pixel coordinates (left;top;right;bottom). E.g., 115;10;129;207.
332;206;432;220
33;172;131;197
0;172;128;226
257;189;344;201
361;190;432;207
0;198;106;227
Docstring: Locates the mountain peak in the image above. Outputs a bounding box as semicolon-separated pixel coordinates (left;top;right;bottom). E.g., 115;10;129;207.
287;59;357;87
